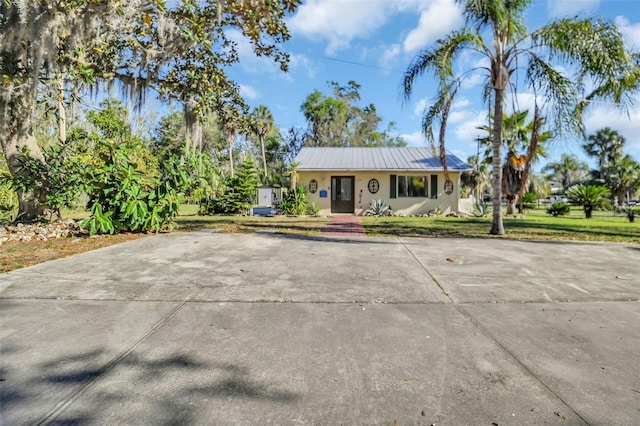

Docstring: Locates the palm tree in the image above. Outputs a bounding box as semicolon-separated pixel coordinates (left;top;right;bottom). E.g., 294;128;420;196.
542;154;589;190
566;184;611;218
602;155;640;205
251;105;274;184
583;127;626;180
402;0;638;234
479;110;551;215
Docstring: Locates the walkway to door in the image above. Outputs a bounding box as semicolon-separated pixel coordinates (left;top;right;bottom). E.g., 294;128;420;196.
321;215;366;237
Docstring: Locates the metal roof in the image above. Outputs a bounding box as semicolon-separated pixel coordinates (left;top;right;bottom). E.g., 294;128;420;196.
295;147;471;171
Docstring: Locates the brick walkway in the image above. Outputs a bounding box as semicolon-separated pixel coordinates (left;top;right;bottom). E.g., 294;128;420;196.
321;215;366;237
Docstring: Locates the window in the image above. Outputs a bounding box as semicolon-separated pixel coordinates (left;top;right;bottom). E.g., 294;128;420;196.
398;176;427;197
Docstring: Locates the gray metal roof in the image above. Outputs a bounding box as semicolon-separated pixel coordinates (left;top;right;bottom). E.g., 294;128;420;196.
295;147;471;171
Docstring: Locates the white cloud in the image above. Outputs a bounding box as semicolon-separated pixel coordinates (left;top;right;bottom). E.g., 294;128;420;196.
454;111;488;146
449;109;473;124
400;130;426;147
413;98;429;118
379;43;402;69
239;84;260;100
452;97;471;109
402;0;463;53
546;0;600;17
287;0;393;54
615;16;640;49
583;99;640;159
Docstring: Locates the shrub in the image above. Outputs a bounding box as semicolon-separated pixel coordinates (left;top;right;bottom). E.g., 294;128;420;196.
82;141;190;234
308;202;320;216
280;185;308;215
546;202;571;217
522;192;538;210
364;198;391;217
198;160;259;215
473;198;492;217
566;184;611;219
4;144;85;221
622;206;638;222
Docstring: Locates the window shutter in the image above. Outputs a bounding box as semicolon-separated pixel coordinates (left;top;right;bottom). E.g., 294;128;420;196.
431;175;438;198
390;175;396;198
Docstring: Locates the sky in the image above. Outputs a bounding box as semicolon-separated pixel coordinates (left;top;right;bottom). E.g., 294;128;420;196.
224;0;640;168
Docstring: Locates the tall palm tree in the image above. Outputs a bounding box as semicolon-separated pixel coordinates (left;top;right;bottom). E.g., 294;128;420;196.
479;110;551;214
403;0;639;234
251;105;274;184
542;154;589;190
583;127;626;180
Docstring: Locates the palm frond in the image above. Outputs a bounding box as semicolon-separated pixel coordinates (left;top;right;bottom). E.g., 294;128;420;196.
525;53;581;136
402;30;477;102
532;17;638;104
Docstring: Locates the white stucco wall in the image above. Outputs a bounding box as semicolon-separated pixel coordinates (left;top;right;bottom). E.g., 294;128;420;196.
298;171;462;216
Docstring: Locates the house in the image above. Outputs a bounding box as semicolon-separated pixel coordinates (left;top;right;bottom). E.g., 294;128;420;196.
294;147;471;216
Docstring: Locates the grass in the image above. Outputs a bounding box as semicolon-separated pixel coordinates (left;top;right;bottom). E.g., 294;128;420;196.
362;212;640;243
1;206;637;274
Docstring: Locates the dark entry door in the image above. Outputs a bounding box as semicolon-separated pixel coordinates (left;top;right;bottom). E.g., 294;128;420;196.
331;176;355;213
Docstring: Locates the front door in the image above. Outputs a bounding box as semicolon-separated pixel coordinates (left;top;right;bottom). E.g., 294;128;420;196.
331;176;355;213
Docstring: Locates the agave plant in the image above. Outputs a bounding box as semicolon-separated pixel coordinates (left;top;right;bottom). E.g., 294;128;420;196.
365;198;391;217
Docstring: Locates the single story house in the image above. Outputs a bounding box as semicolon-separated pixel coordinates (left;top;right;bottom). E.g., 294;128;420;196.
294;147;471;216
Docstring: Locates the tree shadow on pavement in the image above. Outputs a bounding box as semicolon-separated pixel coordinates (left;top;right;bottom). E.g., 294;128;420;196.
3;347;301;425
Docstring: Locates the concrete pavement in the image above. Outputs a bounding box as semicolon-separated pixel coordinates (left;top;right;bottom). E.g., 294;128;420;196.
1;231;639;425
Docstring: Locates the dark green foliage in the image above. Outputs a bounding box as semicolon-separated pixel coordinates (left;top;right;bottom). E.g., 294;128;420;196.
2;143;85;221
82;141;190;234
199;159;258;215
522;192;538;210
566;184;612;218
546;202;571;217
622;206;638;222
279;185;308;215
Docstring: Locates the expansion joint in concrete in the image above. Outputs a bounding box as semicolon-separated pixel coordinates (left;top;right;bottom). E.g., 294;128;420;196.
455;305;591;426
397;237;454;303
36;301;187;425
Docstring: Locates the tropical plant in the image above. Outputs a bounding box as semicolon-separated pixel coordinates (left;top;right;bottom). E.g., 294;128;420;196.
566;185;611;219
402;0;639;234
81;140;189;235
521;192;538;210
473;198;492;217
601;154;640;205
251;105;274;183
364;198;392;217
622;206;638;223
542;154;589;190
546;202;571;217
5;143;85;221
279;185;308;215
1;0;300;221
583;127;626;180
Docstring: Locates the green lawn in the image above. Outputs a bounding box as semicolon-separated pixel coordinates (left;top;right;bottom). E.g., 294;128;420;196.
60;205;639;243
361;213;640;243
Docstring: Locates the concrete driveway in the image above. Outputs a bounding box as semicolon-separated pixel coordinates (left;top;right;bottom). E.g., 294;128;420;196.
1;231;639;425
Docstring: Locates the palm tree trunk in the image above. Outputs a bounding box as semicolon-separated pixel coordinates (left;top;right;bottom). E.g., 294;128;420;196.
260;134;268;183
490;89;505;235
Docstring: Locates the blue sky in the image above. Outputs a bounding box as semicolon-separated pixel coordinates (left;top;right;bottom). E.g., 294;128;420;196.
226;0;640;168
